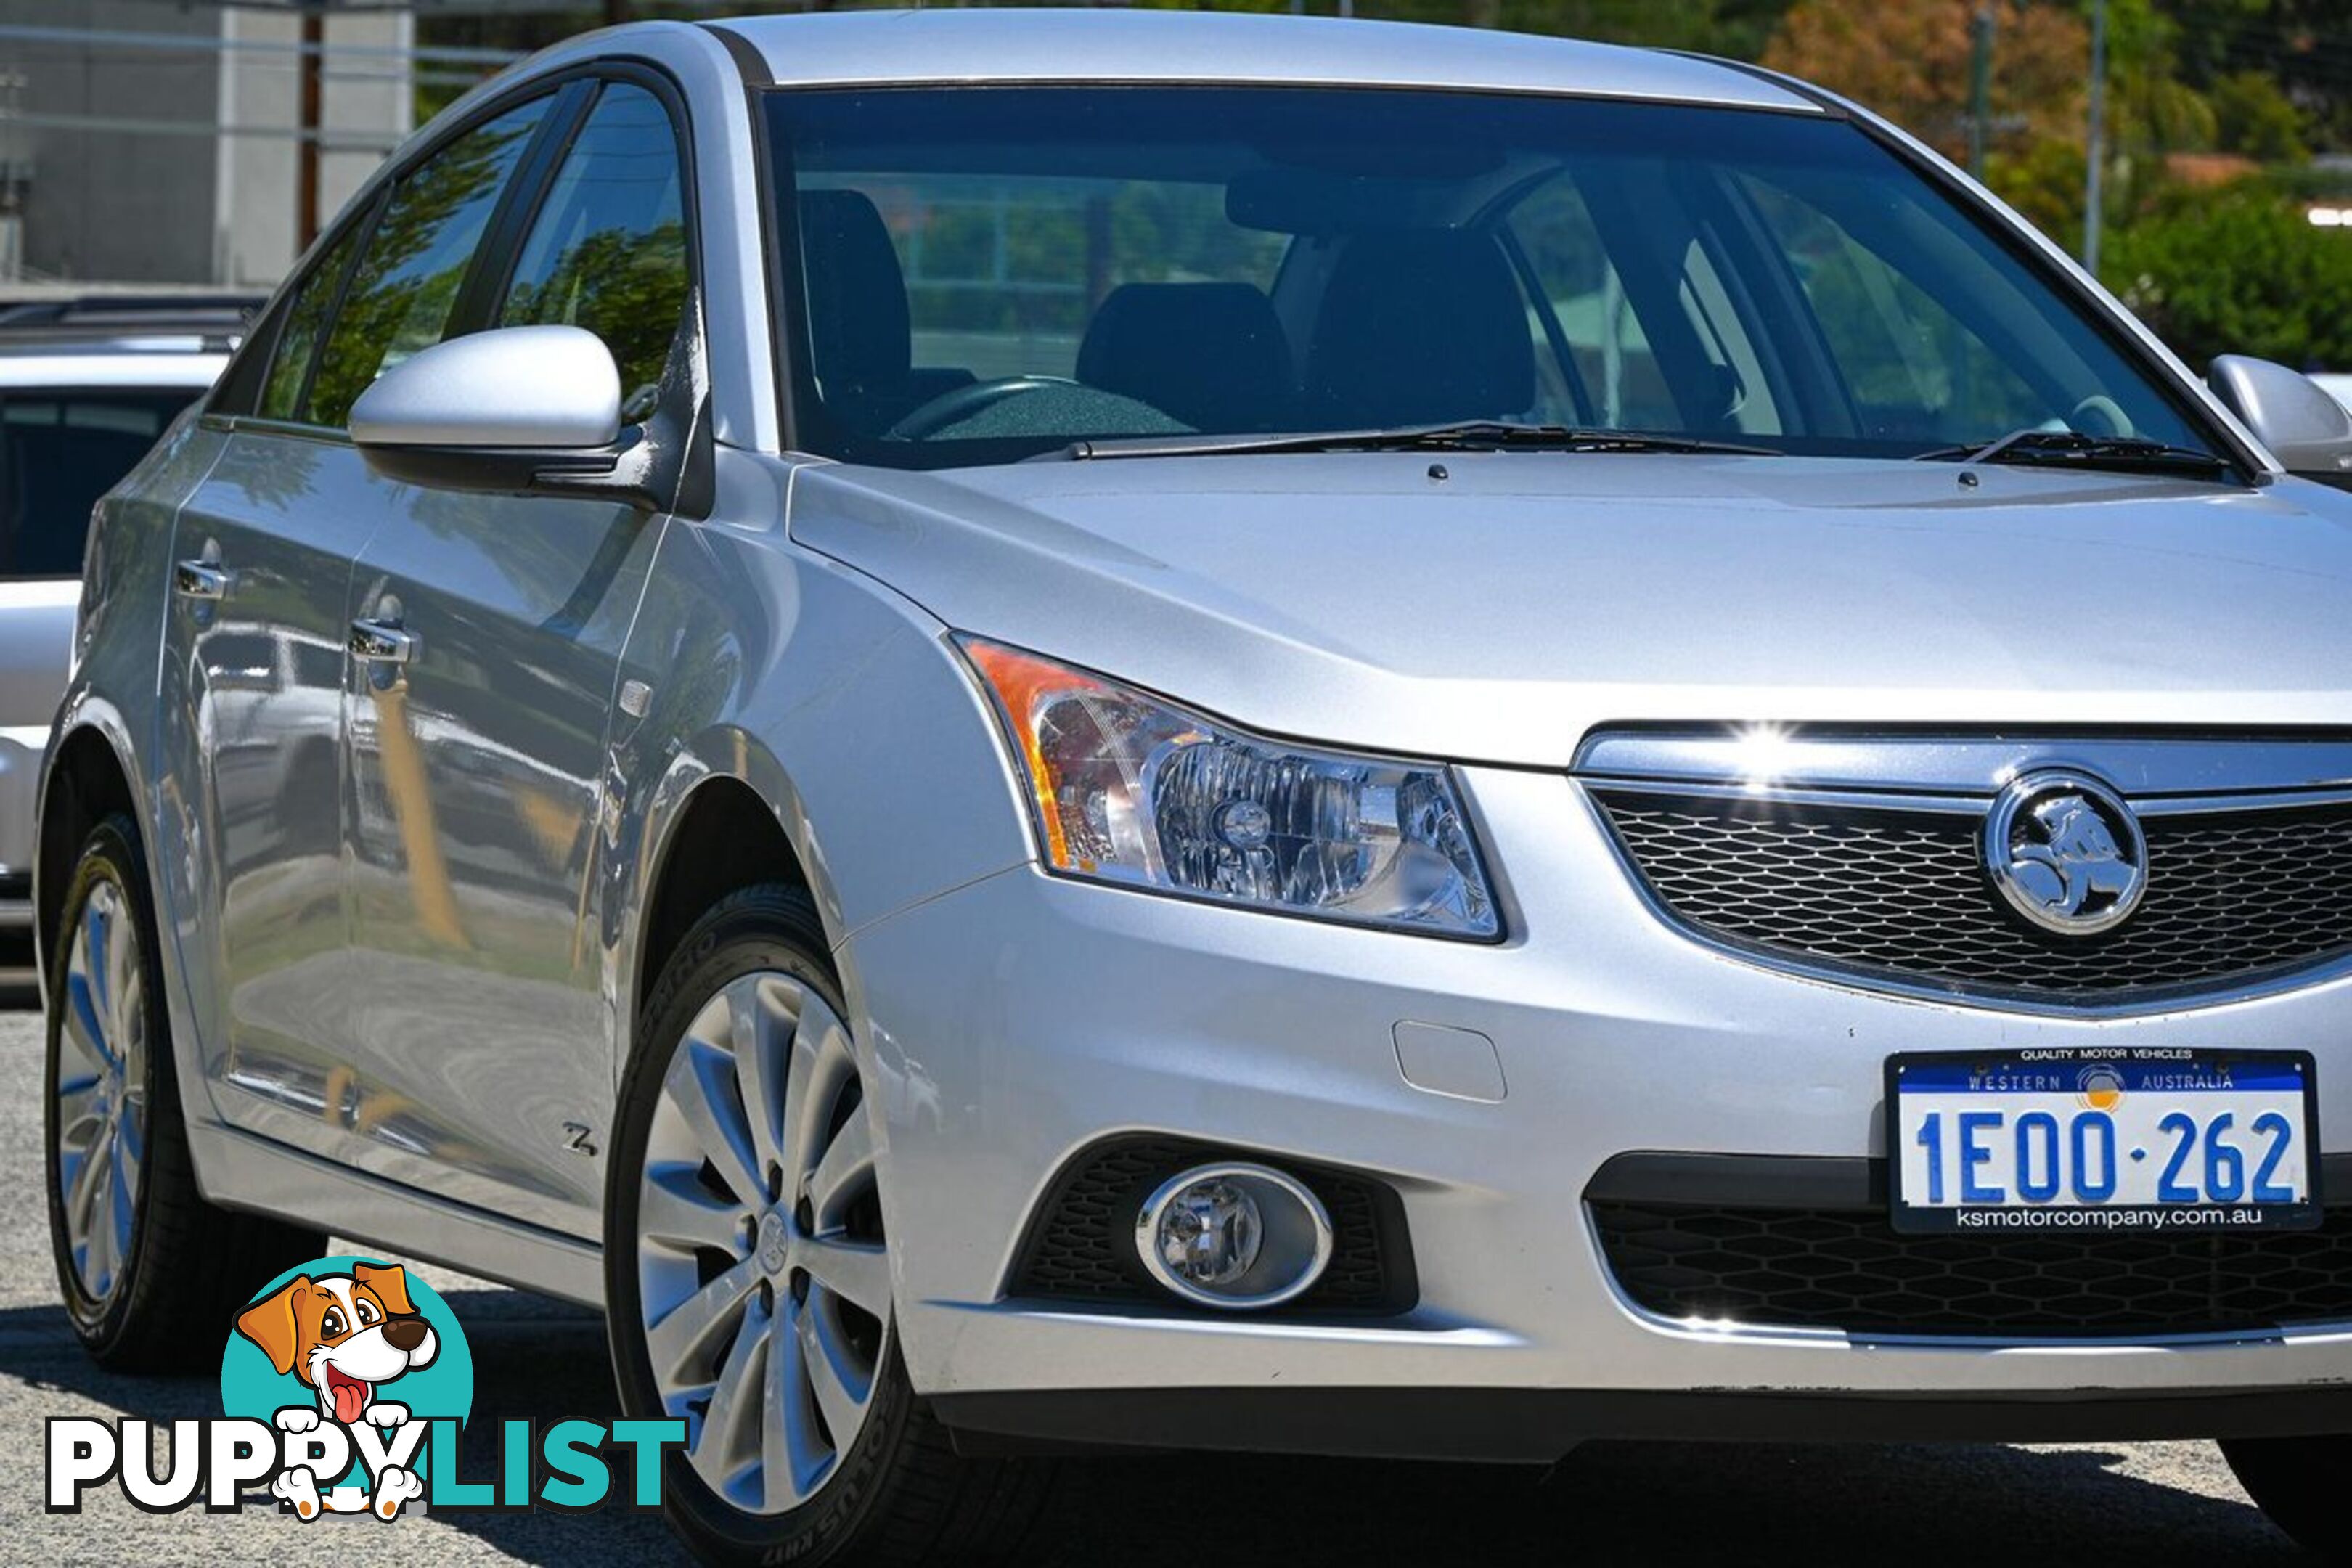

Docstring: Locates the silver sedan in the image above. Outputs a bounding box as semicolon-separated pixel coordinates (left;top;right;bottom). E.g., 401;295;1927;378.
38;11;2352;1564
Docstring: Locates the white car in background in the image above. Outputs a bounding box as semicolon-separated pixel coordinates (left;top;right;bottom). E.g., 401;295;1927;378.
0;320;233;975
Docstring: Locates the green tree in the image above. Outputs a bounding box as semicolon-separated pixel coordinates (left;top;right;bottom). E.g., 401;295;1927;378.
2103;186;2352;369
2210;68;2309;160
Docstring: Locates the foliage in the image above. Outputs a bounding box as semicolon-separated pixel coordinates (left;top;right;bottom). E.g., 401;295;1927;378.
2102;186;2352;369
2210;69;2308;160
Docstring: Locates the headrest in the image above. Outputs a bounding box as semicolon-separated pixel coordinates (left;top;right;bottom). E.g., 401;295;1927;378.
1306;231;1535;428
1077;282;1294;432
799;189;912;398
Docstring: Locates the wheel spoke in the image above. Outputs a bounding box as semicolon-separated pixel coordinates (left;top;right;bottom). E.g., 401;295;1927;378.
67;1121;113;1230
690;1294;768;1479
54;1079;105;1147
799;1235;891;1319
64;972;111;1072
644;1258;758;1393
729;979;790;1182
807;1112;876;1226
104;897;134;1058
640;1164;750;1256
663;1040;765;1210
797;1297;872;1447
779;1003;854;1188
80;895;110;1027
762;1300;822;1508
76;1128;115;1293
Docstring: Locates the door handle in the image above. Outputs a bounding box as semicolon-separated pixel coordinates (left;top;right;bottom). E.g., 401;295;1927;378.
173;560;230;601
349;617;420;665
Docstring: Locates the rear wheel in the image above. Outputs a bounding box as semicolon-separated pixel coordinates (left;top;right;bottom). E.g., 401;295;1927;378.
2221;1436;2352;1561
608;885;1053;1567
44;814;321;1368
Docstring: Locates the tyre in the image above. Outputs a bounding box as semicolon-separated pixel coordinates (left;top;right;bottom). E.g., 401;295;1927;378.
607;885;1053;1567
44;813;322;1368
2221;1435;2352;1561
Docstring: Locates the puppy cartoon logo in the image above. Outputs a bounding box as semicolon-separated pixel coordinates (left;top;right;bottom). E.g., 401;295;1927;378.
224;1258;472;1522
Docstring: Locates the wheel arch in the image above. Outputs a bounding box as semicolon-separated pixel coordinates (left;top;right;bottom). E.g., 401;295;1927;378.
37;704;147;1002
623;728;847;1070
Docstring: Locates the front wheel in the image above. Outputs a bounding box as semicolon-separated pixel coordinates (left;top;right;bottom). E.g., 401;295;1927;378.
606;885;1053;1567
2221;1435;2352;1561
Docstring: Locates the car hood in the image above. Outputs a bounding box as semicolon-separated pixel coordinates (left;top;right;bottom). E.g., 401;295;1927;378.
790;452;2352;768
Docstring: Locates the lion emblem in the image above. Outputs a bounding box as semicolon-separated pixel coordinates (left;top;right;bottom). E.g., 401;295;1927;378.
2005;795;2139;918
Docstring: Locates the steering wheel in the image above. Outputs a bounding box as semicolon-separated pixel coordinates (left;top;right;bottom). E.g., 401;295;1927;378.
2069;394;2132;440
886;375;1086;441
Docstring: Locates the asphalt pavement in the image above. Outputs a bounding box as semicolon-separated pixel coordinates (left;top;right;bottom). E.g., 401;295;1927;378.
0;1000;2316;1565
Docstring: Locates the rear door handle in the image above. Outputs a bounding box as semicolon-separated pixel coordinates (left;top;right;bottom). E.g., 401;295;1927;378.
349;617;420;665
173;560;230;601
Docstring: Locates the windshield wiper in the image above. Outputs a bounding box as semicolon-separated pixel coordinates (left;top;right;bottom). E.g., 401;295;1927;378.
1913;428;2234;478
1063;421;1779;460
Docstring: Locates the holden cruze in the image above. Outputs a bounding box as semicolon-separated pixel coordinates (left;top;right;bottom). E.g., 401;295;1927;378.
40;10;2352;1564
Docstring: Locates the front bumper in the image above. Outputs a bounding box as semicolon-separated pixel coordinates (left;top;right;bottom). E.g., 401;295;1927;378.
840;766;2352;1454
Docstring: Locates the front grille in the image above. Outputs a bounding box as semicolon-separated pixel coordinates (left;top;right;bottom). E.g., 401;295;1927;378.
1010;1135;1415;1316
1594;791;2352;1000
1592;1196;2352;1339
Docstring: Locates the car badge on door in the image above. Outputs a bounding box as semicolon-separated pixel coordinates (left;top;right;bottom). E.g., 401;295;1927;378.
1983;769;2149;936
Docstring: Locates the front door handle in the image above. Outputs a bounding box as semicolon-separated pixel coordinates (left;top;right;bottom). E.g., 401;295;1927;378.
349;617;420;665
173;560;230;601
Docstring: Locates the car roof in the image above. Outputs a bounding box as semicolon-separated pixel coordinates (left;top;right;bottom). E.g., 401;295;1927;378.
707;9;1817;114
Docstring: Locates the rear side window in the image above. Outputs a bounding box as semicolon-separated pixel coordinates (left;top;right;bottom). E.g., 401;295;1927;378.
0;391;198;576
308;96;552;429
498;82;690;417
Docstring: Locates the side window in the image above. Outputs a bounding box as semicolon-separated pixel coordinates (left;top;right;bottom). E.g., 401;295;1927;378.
0;392;197;576
1508;179;1683;431
308;96;553;429
1739;176;2049;443
499;83;690;416
258;223;363;422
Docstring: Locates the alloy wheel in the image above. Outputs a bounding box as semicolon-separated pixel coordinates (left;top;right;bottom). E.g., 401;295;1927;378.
637;971;891;1515
52;878;147;1307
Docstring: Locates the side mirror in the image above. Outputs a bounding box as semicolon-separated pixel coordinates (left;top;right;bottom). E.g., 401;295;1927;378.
348;325;656;505
2208;354;2352;485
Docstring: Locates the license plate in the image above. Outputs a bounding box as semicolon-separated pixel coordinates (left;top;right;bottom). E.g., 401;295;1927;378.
1887;1048;2321;1235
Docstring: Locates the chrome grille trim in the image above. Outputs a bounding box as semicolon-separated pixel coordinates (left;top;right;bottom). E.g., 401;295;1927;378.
1575;731;2352;1013
1574;732;2352;800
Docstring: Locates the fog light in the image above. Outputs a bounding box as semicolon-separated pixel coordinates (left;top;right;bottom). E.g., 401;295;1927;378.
1135;1163;1334;1310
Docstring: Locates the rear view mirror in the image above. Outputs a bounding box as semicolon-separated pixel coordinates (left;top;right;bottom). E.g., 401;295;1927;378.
2207;355;2352;486
348;325;663;507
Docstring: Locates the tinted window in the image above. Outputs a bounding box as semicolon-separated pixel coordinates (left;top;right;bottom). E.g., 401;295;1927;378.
499;82;690;415
767;88;2213;469
309;96;552;429
0;391;195;576
258;222;363;422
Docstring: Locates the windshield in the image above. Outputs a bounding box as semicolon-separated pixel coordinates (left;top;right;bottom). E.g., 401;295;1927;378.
764;86;2217;470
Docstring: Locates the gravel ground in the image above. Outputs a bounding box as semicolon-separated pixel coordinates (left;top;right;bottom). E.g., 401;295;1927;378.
0;1001;2315;1565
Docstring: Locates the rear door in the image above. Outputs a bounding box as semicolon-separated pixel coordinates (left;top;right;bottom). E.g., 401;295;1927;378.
336;74;694;1232
155;89;568;1172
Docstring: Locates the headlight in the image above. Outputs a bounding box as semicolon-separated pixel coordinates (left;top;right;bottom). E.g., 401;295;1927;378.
959;636;1499;939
